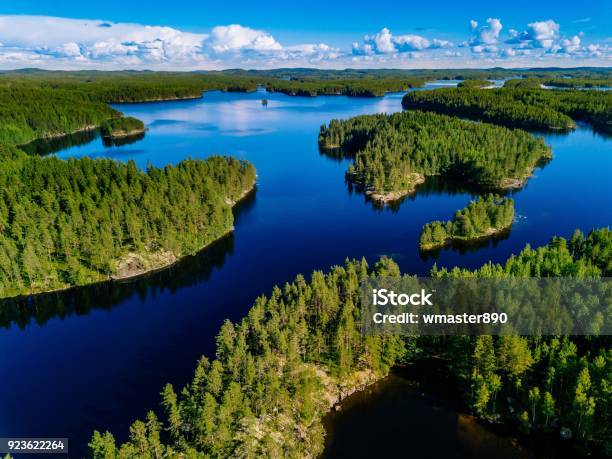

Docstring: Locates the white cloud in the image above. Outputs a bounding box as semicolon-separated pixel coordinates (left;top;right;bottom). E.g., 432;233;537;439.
470;18;503;46
506;19;560;49
0;15;338;68
0;14;607;70
206;25;281;54
526;20;560;49
352;27;453;55
561;35;581;54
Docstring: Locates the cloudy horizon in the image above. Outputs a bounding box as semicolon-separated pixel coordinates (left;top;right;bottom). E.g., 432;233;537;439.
0;13;609;70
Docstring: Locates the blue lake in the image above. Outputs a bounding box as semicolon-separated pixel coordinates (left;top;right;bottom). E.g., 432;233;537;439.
1;85;611;457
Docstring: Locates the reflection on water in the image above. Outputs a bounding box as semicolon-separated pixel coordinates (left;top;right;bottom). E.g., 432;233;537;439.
323;363;567;459
19;128;101;156
419;226;513;261
0;233;235;331
102;131;146;147
0;189;256;331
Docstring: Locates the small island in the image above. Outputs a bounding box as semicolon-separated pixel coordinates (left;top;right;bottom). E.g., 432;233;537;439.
100;116;146;139
457;79;493;89
419;194;514;250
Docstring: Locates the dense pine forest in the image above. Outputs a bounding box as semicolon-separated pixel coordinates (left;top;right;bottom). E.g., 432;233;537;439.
402;87;612;132
0;146;256;298
318;111;550;201
419;195;515;250
0;86;119;146
89;228;611;458
543;78;612;89
503;78;547;90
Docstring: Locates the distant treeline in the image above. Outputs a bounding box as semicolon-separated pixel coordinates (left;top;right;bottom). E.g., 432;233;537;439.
504;77;612;90
0;147;256;298
265;78;425;97
216;67;612;82
89;228;611;458
319;111;550;199
402;87;612;132
419;195;514;250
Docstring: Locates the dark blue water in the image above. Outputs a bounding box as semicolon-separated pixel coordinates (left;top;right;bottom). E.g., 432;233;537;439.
1;85;610;457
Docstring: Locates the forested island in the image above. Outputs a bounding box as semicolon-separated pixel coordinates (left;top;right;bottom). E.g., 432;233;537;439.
100;116;145;139
503;78;545;90
89;228;611;458
457;79;493;89
318;111;550;203
402;87;612;132
419;195;515;250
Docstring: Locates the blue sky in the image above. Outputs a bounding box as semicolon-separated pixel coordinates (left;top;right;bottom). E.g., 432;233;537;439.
0;0;610;69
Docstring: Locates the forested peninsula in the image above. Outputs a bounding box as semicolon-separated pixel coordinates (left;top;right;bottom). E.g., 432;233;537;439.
419;195;515;250
0;146;256;298
0;73;262;299
100;117;145;139
402;87;612;132
318;111;550;203
89;228;611;458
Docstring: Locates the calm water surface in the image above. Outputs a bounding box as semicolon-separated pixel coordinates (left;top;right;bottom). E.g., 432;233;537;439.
1;85;610;457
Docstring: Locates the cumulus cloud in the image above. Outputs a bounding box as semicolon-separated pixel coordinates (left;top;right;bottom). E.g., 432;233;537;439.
352;27;453;55
506;19;560;49
500;19;610;60
0;15;336;68
0;14;608;69
469;18;503;46
206;25;282;54
560;35;581;54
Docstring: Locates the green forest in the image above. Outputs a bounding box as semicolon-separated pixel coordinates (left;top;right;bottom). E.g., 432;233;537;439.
89;228;611;458
0;86;119;146
504;77;612;90
319;110;550;200
503;78;546;89
457;79;493;89
100;117;145;138
543;78;612;89
0;146;256;298
420;195;515;250
264;78;425;97
0;73;268;299
402;87;612;132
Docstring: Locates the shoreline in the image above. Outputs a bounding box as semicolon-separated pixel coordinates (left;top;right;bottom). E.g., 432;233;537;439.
111;94;203;104
420;224;512;251
102;127;146;139
2;182;257;301
354;172;426;204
